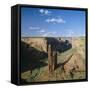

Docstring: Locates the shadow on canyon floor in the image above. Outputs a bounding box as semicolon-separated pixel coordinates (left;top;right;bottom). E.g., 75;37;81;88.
21;41;48;73
21;37;72;73
46;37;72;53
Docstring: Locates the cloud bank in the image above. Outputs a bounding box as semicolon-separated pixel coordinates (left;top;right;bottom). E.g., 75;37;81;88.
46;17;66;24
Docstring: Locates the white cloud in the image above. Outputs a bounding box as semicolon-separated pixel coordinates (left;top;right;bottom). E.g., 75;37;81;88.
41;31;57;37
52;31;57;34
46;17;66;24
39;9;44;13
44;10;51;15
39;9;51;15
39;29;45;33
29;26;40;30
66;30;75;37
42;33;49;37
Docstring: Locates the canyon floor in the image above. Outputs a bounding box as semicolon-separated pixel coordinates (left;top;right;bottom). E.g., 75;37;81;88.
21;37;86;83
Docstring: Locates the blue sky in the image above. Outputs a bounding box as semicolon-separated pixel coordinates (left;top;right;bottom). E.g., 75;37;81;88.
21;7;86;37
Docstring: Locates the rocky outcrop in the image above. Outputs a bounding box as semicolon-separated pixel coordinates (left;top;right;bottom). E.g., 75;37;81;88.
21;37;48;52
21;37;72;53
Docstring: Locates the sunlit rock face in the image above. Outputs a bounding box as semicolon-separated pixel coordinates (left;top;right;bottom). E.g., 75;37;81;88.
21;37;48;52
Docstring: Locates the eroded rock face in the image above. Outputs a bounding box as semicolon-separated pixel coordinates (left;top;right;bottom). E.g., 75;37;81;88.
21;37;72;54
63;53;85;74
21;38;48;52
